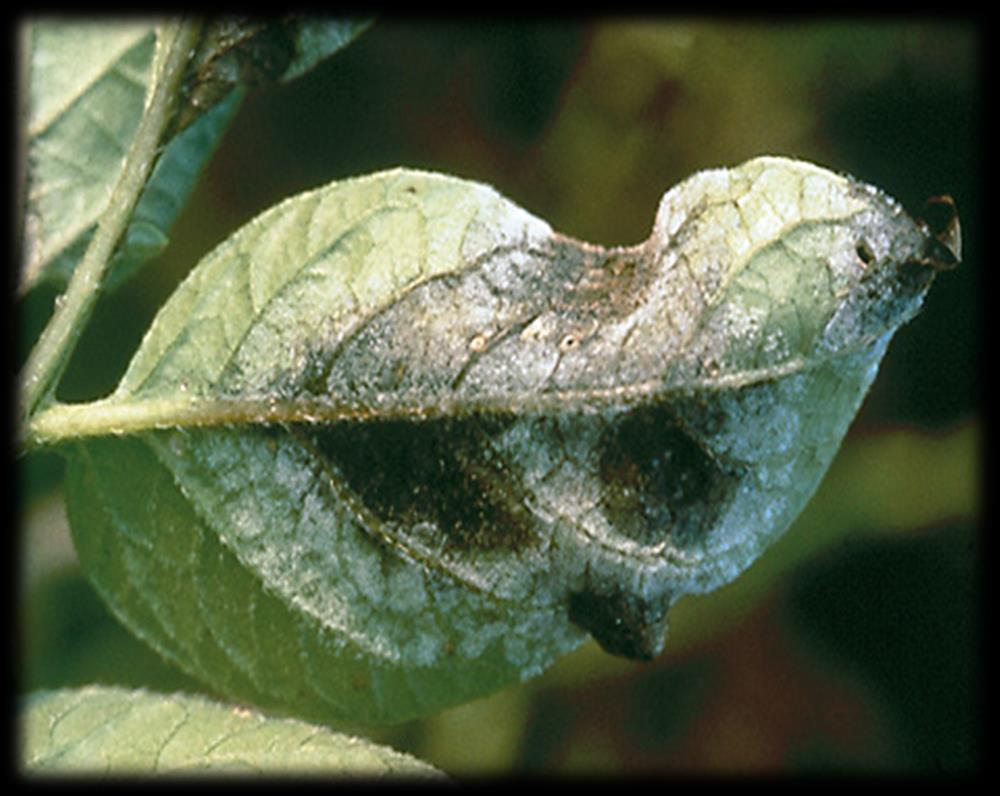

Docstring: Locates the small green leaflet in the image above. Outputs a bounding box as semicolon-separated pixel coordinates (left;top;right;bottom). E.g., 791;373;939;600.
63;157;959;724
20;686;443;776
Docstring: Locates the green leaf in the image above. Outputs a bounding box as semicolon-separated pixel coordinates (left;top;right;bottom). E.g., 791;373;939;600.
168;18;372;136
19;18;369;296
22;22;155;292
282;19;374;82
104;87;244;292
59;158;958;724
20;22;237;295
20;686;443;776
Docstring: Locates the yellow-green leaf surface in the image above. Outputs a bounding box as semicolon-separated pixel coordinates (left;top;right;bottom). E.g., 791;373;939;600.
22;22;156;291
21;686;443;777
59;157;958;724
20;19;369;294
20;22;237;294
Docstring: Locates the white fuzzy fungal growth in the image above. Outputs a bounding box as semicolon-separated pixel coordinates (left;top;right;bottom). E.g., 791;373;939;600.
69;157;958;723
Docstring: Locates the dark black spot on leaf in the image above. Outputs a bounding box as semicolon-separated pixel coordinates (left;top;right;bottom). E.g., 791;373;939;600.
855;240;875;267
598;403;728;549
310;416;538;552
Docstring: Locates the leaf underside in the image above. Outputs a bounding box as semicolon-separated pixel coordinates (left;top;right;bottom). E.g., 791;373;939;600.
63;157;952;724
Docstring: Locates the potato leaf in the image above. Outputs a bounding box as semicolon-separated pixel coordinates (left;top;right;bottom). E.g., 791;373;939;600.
62;157;958;724
22;22;155;292
20;686;442;776
20;19;370;295
167;18;372;136
20;23;237;295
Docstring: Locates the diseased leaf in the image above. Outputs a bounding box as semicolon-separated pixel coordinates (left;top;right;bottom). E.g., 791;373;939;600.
20;686;443;776
62;157;958;723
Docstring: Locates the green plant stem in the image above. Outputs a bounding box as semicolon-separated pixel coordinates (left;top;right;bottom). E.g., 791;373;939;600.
17;21;201;447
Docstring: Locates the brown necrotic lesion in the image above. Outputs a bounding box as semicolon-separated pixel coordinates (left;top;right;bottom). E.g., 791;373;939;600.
567;581;670;660
308;415;538;553
597;402;735;550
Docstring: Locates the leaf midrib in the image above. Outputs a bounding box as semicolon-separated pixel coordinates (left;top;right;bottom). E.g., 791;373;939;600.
27;329;887;449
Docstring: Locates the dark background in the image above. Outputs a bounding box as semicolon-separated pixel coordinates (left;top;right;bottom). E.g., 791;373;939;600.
20;20;980;774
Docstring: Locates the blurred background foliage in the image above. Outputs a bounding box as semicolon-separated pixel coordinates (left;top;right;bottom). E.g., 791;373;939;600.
19;19;980;774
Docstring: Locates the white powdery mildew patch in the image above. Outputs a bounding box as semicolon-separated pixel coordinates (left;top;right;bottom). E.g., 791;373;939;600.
497;416;564;490
652;166;733;245
477;242;538;293
383;559;429;616
195;427;571;670
623;223;713;379
460;186;552;266
536;458;600;528
704;377;804;463
455;617;506;661
821;225;866;288
502;609;584;679
453;271;505;333
416;573;519;667
725;299;770;367
470;332;560;396
512;430;608;564
177;432;379;648
801;172;858;219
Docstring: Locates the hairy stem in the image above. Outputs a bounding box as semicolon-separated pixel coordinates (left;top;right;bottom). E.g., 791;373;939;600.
17;21;201;446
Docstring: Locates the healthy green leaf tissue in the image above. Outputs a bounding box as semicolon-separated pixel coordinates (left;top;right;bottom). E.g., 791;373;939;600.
57;157;959;724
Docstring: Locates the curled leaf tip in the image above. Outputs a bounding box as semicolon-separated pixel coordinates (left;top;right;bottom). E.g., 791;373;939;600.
918;194;962;270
